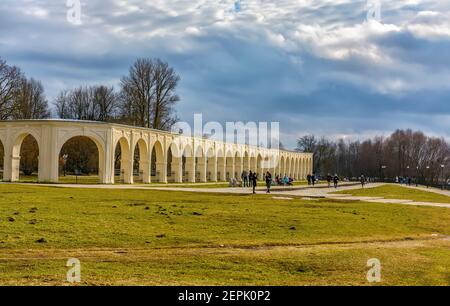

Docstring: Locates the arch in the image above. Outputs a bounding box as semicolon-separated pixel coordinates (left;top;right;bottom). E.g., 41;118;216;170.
0;139;3;181
234;151;243;179
286;157;291;178
58;136;103;184
280;156;286;177
195;145;207;182
216;147;226;181
206;146;217;182
249;152;257;175
182;143;194;182
114;137;132;184
256;153;263;180
166;142;177;182
225;149;234;180
133;138;150;183
243;151;250;172
9;133;40;182
292;157;298;180
150;140;166;183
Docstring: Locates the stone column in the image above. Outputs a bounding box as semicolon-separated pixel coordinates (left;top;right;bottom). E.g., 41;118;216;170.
38;126;59;183
197;157;207;183
121;158;133;184
217;158;226;181
226;158;235;180
172;158;183;183
156;161;168;183
185;157;195;183
207;157;217;182
140;160;150;183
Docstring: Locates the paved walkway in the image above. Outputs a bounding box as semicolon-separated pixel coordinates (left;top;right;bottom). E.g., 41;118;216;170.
2;181;449;209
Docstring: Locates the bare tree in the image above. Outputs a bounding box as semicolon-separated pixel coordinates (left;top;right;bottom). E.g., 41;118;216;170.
54;85;118;121
13;78;50;119
152;59;180;130
0;58;22;120
295;130;450;184
120;58;180;130
92;85;117;121
296;135;316;153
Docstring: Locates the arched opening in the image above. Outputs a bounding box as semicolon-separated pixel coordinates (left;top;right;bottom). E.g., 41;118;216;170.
243;152;249;172
256;154;263;180
288;157;292;177
234;152;242;179
167;142;181;183
167;146;173;181
114;137;131;184
195;146;206;183
206;147;216;182
225;150;234;180
291;158;296;179
150;141;165;183
13;134;39;182
280;156;285;177
133;139;149;183
249;153;257;175
0;140;3;181
182;144;194;182
217;149;225;181
59;136;102;184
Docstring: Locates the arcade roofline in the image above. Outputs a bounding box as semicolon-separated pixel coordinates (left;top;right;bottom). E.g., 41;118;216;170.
0;119;311;156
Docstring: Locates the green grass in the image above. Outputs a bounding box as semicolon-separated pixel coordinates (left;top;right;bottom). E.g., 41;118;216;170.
0;184;449;285
333;184;450;204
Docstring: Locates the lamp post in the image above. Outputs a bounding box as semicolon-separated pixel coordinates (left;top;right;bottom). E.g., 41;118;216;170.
406;166;410;185
416;166;419;187
440;164;445;190
62;154;68;177
381;165;387;183
426;166;430;188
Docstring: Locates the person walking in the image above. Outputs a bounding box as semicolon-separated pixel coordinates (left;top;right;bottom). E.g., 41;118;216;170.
251;172;258;194
311;173;316;187
327;174;332;188
265;171;272;194
333;174;339;188
242;170;248;187
248;171;253;188
307;174;311;186
360;174;366;188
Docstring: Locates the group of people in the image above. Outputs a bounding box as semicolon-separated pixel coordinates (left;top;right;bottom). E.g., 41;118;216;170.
239;170;295;194
395;176;413;186
306;173;341;188
239;170;259;193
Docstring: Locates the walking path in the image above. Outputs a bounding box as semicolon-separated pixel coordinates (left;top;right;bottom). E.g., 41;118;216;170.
2;181;449;209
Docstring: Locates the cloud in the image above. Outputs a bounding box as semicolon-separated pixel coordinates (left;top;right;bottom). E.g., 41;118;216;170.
1;0;449;148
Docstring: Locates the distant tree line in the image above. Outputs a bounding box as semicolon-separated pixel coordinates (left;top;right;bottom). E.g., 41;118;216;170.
297;129;450;185
0;57;181;175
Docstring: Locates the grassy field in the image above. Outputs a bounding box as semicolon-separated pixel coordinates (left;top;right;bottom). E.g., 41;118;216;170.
0;184;449;285
333;184;450;204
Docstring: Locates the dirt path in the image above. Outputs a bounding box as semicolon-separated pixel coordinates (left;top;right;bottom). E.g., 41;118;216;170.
0;234;448;260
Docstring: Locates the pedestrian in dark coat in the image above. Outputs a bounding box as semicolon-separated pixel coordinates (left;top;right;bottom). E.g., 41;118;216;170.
251;172;258;194
265;171;272;194
333;174;339;188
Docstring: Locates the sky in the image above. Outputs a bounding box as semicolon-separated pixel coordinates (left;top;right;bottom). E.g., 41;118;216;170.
1;0;450;149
